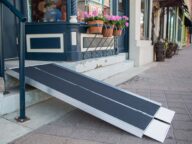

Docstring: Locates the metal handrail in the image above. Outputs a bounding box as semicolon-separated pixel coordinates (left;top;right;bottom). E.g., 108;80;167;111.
0;0;27;121
0;0;26;22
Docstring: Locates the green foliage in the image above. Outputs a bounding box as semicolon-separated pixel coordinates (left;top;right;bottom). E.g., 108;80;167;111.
84;16;104;22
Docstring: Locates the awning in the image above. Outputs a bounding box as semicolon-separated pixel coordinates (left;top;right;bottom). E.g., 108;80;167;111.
185;16;192;27
184;15;192;34
184;9;192;27
158;0;184;7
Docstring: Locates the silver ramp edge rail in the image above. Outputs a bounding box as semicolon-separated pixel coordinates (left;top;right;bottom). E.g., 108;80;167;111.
6;64;175;143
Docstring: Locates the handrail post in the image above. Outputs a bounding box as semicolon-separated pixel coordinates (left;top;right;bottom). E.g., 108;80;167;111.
1;0;28;122
0;2;4;78
19;22;25;120
16;22;28;122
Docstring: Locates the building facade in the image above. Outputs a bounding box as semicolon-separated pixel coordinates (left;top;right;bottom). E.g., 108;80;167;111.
151;0;192;48
0;0;157;68
129;0;153;66
1;0;129;62
0;0;192;71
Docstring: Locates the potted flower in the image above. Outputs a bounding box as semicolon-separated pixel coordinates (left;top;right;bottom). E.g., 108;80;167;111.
84;10;104;34
102;15;117;37
166;42;174;58
154;40;166;62
113;16;129;36
172;43;179;55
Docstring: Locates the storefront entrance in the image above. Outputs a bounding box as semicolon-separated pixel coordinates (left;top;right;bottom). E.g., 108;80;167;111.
1;0;130;62
118;0;129;53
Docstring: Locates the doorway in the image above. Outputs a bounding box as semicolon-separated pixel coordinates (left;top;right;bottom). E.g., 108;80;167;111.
117;0;129;53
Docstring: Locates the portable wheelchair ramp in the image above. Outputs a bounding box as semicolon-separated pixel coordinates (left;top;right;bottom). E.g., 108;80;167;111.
7;63;175;143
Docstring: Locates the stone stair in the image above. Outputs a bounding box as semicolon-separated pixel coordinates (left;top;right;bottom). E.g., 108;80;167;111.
84;60;134;80
0;53;134;115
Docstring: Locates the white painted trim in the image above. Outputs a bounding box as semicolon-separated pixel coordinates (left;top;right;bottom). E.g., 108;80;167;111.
26;34;64;53
80;33;114;52
71;32;77;45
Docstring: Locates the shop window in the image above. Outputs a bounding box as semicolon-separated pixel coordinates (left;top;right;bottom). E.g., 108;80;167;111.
159;8;165;39
103;0;112;15
177;19;182;42
77;0;113;22
27;0;67;22
168;8;176;42
118;0;125;15
140;0;150;40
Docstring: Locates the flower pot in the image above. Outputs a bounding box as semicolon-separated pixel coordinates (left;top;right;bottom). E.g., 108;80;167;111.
102;25;114;37
154;42;165;61
166;43;174;58
113;28;123;36
87;20;104;34
173;43;178;55
166;49;173;58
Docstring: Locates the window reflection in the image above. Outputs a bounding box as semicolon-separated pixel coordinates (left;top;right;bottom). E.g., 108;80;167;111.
27;0;113;23
28;0;67;22
103;0;112;15
140;0;150;40
118;0;124;13
140;0;145;40
77;0;112;22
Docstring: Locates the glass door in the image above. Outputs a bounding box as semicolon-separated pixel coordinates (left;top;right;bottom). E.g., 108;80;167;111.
118;0;128;53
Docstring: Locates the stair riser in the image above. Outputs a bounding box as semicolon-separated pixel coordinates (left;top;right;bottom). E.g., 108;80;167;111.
0;89;50;116
58;53;128;73
84;61;134;80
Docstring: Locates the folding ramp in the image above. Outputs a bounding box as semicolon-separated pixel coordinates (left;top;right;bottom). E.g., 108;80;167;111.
7;64;175;143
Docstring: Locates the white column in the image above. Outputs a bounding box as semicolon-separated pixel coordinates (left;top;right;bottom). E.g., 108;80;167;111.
129;0;154;66
129;0;141;66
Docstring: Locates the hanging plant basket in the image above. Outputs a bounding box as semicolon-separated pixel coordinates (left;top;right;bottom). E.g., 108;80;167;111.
113;27;123;36
87;20;104;34
102;25;114;37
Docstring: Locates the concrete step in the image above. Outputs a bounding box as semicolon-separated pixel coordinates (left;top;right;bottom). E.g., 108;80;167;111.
1;98;74;144
57;53;128;73
2;53;131;115
3;53;128;90
84;60;134;80
0;87;50;116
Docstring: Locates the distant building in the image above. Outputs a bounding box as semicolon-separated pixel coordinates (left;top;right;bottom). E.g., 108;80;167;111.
151;0;192;48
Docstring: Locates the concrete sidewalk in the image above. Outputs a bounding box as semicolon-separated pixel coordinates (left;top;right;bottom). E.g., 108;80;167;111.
3;47;192;144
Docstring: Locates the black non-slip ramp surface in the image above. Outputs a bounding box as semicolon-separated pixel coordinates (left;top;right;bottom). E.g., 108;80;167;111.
7;64;175;143
34;64;160;116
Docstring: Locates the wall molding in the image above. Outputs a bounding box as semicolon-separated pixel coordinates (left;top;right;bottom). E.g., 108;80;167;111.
26;34;64;53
